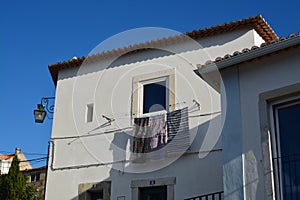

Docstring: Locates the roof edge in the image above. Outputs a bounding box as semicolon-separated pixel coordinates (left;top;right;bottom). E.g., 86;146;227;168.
197;34;300;73
49;14;278;86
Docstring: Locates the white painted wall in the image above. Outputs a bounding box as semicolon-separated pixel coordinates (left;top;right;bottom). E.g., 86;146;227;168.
0;160;10;174
45;28;265;200
221;46;300;199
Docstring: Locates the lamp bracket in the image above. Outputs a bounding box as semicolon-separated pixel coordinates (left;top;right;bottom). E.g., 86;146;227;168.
41;97;55;115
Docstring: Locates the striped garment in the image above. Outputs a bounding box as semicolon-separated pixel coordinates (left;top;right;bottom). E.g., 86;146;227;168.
166;107;190;155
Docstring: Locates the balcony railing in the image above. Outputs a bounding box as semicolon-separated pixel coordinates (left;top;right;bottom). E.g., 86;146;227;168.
274;154;300;199
185;191;224;200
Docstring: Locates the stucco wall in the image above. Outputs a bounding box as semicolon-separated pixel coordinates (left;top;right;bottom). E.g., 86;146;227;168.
221;47;300;199
46;28;265;200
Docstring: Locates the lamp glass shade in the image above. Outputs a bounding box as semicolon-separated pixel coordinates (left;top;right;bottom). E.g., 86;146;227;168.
34;109;46;123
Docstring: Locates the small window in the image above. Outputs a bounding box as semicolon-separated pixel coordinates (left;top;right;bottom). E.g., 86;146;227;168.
86;104;94;123
30;172;40;182
143;81;167;114
132;69;175;118
35;172;40;181
30;174;35;182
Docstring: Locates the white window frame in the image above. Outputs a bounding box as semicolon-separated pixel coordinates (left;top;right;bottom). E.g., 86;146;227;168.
139;76;169;117
132;69;175;119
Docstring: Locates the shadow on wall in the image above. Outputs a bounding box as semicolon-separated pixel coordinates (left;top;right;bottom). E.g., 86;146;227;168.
68;115;223;200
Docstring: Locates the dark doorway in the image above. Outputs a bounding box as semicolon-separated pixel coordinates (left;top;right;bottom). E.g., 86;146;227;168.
88;190;103;200
139;186;167;200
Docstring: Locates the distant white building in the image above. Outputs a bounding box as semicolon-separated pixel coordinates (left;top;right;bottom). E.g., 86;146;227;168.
45;15;300;200
0;148;32;174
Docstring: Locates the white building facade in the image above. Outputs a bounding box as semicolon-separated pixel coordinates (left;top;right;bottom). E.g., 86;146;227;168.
199;32;300;199
45;15;288;200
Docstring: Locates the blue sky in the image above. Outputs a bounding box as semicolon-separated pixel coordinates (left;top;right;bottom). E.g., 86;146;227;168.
0;0;299;167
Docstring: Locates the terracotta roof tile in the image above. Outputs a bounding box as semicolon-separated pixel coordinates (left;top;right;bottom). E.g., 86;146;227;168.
198;32;300;67
0;154;14;160
21;166;47;172
49;14;278;85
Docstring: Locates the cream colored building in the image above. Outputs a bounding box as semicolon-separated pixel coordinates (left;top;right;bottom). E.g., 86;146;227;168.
0;148;32;174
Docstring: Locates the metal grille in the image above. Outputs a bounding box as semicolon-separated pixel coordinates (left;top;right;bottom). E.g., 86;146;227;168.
274;155;300;199
185;191;224;200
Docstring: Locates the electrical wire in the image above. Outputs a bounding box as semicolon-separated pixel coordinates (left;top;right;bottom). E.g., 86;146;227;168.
0;151;47;156
0;156;48;164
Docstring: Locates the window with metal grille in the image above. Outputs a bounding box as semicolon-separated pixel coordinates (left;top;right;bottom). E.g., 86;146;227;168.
272;99;300;199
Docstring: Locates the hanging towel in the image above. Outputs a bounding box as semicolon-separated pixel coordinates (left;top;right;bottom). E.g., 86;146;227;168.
148;114;167;150
147;114;167;160
132;114;168;162
166;107;190;155
132;117;149;162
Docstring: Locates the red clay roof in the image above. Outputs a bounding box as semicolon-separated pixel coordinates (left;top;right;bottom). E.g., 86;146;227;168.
48;14;278;85
21;166;47;172
0;154;14;160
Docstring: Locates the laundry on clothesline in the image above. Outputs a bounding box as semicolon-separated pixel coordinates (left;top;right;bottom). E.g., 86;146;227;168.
131;107;190;162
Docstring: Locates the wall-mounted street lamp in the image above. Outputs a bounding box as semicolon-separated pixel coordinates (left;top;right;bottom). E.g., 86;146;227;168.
34;97;55;123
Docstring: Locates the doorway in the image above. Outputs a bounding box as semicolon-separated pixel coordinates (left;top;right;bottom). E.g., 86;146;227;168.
139;186;167;200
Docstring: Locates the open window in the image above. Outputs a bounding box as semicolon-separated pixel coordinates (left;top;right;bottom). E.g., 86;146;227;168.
141;78;168;114
132;69;175;118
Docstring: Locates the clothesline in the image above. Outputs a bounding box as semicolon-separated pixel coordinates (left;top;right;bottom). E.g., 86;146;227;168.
51;110;221;142
50;126;133;141
49;146;222;171
102;99;200;121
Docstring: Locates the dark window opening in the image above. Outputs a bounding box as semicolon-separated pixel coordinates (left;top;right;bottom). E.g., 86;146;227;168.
86;104;94;123
139;186;167;200
30;174;35;182
143;81;167;114
30;172;40;182
36;172;40;181
274;101;300;199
